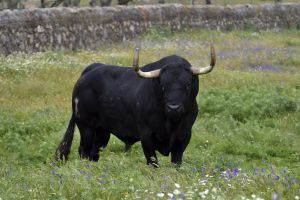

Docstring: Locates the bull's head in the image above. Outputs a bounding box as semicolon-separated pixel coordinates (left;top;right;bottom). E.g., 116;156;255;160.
133;46;216;120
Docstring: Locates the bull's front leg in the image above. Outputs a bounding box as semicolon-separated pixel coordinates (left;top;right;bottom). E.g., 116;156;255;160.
141;131;159;167
171;132;191;166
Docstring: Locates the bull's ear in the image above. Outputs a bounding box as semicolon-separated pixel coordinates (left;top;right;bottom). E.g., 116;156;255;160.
191;45;216;75
132;48;161;78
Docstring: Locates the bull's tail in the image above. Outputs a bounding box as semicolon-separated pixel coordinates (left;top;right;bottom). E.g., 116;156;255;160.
54;113;76;161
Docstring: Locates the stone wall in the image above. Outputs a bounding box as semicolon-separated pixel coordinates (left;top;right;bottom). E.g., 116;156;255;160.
0;3;299;54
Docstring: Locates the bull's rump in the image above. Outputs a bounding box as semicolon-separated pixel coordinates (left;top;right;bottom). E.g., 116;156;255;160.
72;65;145;140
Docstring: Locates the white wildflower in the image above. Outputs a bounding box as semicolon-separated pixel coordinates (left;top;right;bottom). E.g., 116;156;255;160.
204;189;209;195
295;196;300;200
199;179;207;186
251;194;256;198
157;193;164;198
129;186;134;191
173;189;180;195
175;183;181;188
168;193;174;198
198;192;206;199
212;187;217;193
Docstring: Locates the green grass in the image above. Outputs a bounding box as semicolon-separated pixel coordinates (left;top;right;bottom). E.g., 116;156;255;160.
0;29;299;199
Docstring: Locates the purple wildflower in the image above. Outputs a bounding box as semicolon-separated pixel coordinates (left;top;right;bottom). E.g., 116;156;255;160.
253;65;279;72
281;168;286;173
180;192;185;199
85;174;92;180
171;196;177;200
233;168;239;176
85;165;92;169
218;52;226;58
253;47;263;52
192;168;197;173
284;175;289;183
261;168;266;173
226;169;233;179
98;179;104;185
254;167;259;175
79;170;85;174
201;168;206;176
291;178;296;185
275;175;280;180
272;193;277;200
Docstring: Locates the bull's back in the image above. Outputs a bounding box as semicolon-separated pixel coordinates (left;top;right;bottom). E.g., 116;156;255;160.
73;65;142;138
81;63;106;76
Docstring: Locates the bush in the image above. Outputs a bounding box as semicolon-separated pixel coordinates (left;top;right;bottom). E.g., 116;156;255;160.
198;86;297;122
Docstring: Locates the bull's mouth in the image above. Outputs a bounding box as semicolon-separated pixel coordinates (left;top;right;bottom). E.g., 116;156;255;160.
166;113;183;122
165;104;185;121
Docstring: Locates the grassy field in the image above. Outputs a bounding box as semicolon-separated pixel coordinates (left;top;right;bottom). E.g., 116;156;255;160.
0;29;299;199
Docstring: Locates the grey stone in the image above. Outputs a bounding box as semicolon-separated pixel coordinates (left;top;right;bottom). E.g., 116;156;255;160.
0;3;299;54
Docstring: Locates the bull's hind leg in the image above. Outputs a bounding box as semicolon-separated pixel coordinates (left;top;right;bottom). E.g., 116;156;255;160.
90;127;110;161
77;123;95;161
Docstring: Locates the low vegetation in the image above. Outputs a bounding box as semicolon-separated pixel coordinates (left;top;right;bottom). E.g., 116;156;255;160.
0;29;299;199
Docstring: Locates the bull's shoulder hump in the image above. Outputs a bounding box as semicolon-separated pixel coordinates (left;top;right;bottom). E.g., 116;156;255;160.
85;65;134;81
163;54;189;63
81;63;106;76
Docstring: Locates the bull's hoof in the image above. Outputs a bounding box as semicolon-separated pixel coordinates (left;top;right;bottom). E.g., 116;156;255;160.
147;162;159;168
148;156;159;168
151;162;159;168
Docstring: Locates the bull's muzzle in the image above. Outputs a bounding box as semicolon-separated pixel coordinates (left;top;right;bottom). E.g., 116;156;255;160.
166;103;185;119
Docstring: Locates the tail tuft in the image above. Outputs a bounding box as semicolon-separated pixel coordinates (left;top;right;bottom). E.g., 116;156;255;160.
54;114;76;161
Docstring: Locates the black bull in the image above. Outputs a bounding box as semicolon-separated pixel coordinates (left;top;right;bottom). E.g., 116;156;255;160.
55;46;216;166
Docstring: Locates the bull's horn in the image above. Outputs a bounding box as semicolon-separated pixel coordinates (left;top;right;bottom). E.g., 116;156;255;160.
132;48;161;78
190;44;216;75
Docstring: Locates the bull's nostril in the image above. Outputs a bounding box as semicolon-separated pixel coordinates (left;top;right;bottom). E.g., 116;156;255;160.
167;104;181;110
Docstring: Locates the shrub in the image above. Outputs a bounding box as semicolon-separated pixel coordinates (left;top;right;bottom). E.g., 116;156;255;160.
198;86;297;122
